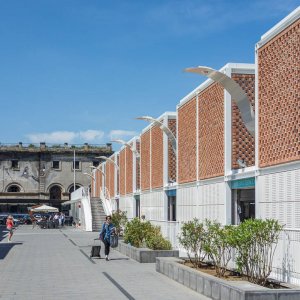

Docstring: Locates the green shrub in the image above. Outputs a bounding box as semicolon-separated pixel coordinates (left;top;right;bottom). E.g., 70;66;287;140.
124;218;172;250
111;210;128;236
204;220;236;277
145;233;172;250
233;218;283;286
178;218;207;268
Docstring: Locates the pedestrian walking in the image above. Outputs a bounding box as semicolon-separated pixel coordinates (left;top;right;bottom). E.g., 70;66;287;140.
99;216;115;261
6;215;14;242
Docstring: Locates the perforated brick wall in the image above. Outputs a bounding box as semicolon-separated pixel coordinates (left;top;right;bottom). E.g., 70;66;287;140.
105;160;115;198
151;124;164;189
126;146;133;194
232;73;255;169
178;98;197;184
168;119;177;182
119;149;126;196
198;82;224;179
136;141;140;190
141;130;151;191
258;19;300;167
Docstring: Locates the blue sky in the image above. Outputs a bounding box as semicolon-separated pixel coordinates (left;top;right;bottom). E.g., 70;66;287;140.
0;0;298;149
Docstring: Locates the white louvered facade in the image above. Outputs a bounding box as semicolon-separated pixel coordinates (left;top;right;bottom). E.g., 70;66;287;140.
177;180;226;224
140;189;165;221
119;195;135;220
257;166;300;284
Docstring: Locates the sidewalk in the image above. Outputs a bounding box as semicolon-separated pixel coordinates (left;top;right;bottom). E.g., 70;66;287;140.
0;225;210;300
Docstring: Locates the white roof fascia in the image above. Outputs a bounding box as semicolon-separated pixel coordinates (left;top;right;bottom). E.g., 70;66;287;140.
140;111;177;134
177;63;255;109
256;7;300;49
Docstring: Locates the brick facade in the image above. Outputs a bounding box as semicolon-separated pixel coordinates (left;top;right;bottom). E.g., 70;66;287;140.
126;146;133;194
136;141;140;190
151;125;164;189
168;119;177;182
198;83;224;179
232;73;255;169
105;160;115;198
178;98;197;184
119;149;126;196
141;130;151;191
258;19;300;168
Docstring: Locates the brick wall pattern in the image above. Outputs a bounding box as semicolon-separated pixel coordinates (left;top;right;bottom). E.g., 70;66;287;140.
178;98;197;184
198;83;225;179
231;73;255;169
136;141;140;190
141;130;151;191
126;146;133;194
151;125;164;189
168;119;177;182
119;150;126;196
258;19;300;167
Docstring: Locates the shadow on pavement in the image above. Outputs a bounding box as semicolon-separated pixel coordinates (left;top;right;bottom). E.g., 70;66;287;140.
0;242;23;259
0;225;8;242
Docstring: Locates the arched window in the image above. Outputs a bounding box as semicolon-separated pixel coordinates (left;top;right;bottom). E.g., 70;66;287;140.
49;185;62;200
68;185;81;194
68;184;81;200
7;185;20;192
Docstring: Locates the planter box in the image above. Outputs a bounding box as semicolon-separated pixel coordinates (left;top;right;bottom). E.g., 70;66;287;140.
116;241;179;263
156;257;300;300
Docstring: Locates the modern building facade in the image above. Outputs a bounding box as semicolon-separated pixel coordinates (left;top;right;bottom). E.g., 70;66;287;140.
0;142;113;213
90;7;300;284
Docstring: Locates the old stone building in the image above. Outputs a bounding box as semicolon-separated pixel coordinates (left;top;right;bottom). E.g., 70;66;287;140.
0;142;113;213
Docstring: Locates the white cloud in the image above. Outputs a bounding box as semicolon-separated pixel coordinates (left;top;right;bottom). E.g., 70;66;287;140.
25;129;105;144
25;131;77;144
79;130;104;142
109;130;138;140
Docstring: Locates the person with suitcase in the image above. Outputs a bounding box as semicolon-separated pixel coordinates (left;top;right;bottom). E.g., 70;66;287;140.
99;215;115;261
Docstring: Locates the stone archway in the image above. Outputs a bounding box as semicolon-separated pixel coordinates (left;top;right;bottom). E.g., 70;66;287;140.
49;185;62;200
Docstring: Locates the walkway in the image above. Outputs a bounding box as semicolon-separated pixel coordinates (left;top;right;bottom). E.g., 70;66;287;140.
0;225;209;300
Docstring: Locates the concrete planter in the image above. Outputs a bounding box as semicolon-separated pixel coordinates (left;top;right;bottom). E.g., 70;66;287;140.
116;240;179;263
156;257;300;300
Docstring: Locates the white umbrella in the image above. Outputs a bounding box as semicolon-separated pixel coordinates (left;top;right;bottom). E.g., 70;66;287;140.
31;205;59;212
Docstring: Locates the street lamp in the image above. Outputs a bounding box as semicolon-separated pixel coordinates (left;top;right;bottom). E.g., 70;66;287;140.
184;66;255;136
136;116;177;156
95;156;119;170
111;139;140;158
89;165;106;177
83;172;95;182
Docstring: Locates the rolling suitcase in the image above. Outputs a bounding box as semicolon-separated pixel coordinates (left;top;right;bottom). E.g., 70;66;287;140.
90;238;101;258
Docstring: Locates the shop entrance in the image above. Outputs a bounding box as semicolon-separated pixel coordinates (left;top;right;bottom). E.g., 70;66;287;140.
232;188;255;225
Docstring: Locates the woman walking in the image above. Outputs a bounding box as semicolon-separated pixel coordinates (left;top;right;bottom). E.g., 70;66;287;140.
99;216;115;261
6;215;14;242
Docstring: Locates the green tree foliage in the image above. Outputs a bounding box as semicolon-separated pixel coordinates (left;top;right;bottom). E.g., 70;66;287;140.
233;218;283;286
178;218;207;268
124;218;172;250
178;218;283;285
204;220;236;277
111;210;128;236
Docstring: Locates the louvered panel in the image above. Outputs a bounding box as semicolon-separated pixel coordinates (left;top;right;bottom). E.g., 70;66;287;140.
258;167;300;284
141;190;164;220
177;184;198;222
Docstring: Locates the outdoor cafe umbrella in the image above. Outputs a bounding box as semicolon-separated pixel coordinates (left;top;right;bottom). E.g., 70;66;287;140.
31;205;59;213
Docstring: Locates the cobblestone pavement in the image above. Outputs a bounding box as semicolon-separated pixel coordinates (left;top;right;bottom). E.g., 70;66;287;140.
0;225;210;300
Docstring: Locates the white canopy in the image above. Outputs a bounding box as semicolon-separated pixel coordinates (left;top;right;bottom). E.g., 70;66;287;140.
31;205;59;212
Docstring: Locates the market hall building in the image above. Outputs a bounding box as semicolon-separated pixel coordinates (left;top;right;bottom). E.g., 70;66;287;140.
90;8;299;284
